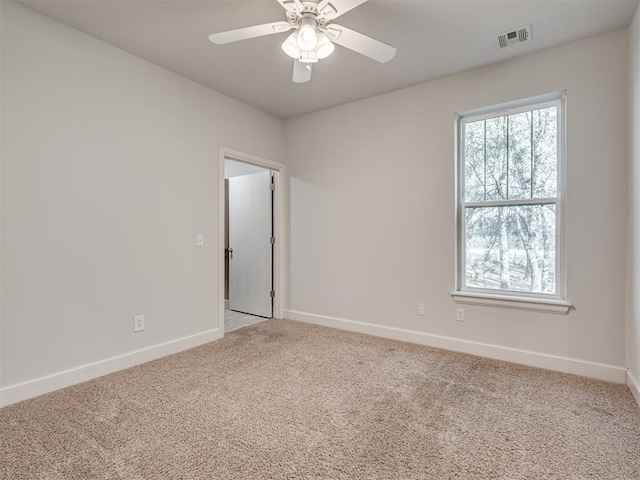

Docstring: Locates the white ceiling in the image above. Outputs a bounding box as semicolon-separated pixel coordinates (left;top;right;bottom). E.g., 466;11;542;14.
19;0;640;119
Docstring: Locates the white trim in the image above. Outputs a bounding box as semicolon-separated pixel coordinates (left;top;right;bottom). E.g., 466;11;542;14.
557;91;568;302
451;291;572;314
627;370;640;408
0;328;222;408
218;148;286;335
286;310;626;383
464;198;556;208
220;147;285;175
457;91;566;120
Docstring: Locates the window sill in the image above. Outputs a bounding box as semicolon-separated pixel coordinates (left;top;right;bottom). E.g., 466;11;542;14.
451;291;573;314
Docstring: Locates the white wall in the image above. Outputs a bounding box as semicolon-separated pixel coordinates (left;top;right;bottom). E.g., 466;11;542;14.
0;2;284;392
286;29;629;373
628;3;640;397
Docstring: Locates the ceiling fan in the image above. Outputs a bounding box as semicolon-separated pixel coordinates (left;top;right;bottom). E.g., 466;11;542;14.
208;0;396;84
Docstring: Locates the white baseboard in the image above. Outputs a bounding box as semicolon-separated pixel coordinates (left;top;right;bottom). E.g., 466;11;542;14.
286;310;627;384
0;328;222;408
627;370;640;407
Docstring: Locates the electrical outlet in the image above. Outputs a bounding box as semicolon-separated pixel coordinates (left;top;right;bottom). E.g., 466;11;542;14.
418;303;425;316
456;308;465;322
196;234;204;246
134;315;145;332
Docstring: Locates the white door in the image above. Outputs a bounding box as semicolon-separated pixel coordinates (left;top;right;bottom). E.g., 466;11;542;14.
228;170;273;318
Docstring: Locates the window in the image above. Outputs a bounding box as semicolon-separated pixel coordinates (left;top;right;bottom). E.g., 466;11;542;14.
453;92;571;314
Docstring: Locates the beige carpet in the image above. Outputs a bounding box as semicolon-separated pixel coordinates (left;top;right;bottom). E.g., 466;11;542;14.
1;319;639;479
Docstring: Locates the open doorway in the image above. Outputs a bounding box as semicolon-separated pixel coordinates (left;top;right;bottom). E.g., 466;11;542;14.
225;160;272;331
219;149;285;334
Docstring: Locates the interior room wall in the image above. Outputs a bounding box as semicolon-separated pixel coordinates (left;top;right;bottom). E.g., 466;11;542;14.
628;3;640;399
285;29;629;376
0;2;284;395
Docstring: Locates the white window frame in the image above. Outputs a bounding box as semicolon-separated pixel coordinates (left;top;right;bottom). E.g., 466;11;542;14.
451;91;572;314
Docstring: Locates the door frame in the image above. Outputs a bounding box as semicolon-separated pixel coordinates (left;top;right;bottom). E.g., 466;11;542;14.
218;147;286;333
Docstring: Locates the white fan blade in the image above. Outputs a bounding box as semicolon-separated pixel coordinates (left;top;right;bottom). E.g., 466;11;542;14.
293;60;312;83
209;21;292;45
325;24;396;63
316;0;368;20
277;0;305;14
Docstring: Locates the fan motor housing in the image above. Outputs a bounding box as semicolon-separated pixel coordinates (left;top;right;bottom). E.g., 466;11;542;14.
286;2;331;27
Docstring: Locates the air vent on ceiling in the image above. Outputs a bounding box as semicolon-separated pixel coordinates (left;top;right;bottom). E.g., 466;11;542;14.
494;24;532;50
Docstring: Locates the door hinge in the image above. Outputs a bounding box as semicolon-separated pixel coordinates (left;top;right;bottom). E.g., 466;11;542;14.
270;236;275;244
270;290;275;298
270;183;275;191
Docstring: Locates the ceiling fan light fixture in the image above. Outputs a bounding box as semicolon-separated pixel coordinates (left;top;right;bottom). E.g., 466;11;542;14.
208;0;398;85
297;17;318;51
315;33;334;59
299;50;319;63
281;31;301;59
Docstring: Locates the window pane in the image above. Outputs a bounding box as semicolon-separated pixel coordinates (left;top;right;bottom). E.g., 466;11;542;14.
464;120;485;202
465;204;556;294
508;112;533;200
485;116;508;201
533;107;558;197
